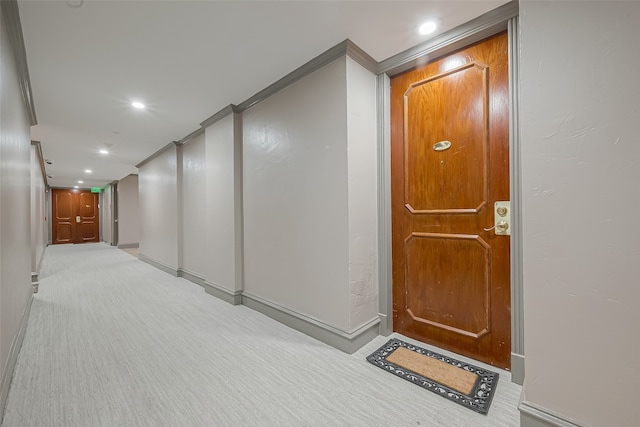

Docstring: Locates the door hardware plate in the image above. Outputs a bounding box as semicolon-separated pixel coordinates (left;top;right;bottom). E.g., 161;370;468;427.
493;201;510;236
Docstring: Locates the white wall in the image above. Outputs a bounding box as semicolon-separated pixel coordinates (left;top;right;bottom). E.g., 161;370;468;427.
181;135;206;276
30;145;47;276
0;9;35;403
101;185;113;245
346;57;378;330
243;56;378;332
139;145;180;270
520;2;640;426
117;174;139;247
204;113;243;294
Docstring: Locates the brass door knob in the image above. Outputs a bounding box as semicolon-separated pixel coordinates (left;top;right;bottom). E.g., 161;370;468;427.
496;221;509;232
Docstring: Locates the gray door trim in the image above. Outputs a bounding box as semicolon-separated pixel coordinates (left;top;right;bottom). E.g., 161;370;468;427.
375;1;523;383
507;16;524;385
377;1;518;76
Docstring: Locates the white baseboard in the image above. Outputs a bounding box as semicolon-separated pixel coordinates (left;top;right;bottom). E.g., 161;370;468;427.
519;397;583;427
0;294;34;421
242;291;380;354
202;281;242;306
138;253;179;277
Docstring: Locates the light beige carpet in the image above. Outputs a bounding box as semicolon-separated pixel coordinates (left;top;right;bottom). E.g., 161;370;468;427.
2;243;520;426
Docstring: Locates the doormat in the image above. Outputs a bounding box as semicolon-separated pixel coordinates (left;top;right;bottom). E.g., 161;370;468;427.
366;338;499;415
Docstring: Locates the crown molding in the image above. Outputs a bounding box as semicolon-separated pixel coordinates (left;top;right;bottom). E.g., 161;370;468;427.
377;1;519;76
1;0;37;125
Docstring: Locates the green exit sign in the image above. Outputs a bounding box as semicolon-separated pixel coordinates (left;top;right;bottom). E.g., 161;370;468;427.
91;187;102;193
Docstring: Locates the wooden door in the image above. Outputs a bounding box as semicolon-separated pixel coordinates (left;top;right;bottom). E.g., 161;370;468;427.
391;32;510;369
52;189;100;244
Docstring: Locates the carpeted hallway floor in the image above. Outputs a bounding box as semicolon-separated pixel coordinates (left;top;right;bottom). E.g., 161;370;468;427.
2;243;521;426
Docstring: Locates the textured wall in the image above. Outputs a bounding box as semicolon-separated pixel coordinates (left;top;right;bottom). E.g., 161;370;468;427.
243;56;378;333
181;135;206;276
139;146;179;270
243;57;351;329
204;114;243;293
345;57;378;329
117;174;139;246
101;185;113;244
30;145;47;274
0;12;34;396
520;1;640;425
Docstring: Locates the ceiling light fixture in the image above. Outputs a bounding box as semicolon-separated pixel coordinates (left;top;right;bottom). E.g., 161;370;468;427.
419;20;438;35
131;101;145;109
78;180;83;184
74;185;79;189
99;149;109;155
85;169;92;174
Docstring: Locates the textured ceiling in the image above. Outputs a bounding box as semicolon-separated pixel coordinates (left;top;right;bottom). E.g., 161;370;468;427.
18;0;509;188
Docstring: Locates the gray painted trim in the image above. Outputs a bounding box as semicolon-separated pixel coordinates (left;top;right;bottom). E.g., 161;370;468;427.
377;1;519;76
511;352;525;385
135;141;178;168
202;281;242;306
176;127;204;146
376;1;523;383
236;41;347;111
232;113;245;296
242;292;380;354
377;314;391;336
31;141;49;187
117;243;139;249
177;40;375;148
200;104;241;129
32;244;46;282
345;40;378;73
0;0;37;126
508;16;525;363
519;400;584;427
138;253;179;277
376;73;393;336
176;145;184;270
178;269;205;287
111;182;118;246
0;294;33;420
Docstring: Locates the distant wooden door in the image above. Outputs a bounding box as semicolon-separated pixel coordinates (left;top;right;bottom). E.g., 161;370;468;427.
391;32;511;369
52;189;100;244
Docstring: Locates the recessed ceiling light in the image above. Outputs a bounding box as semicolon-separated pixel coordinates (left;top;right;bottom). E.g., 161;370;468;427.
419;21;438;35
74;185;79;189
78;180;83;184
99;149;109;155
131;101;145;109
85;169;92;174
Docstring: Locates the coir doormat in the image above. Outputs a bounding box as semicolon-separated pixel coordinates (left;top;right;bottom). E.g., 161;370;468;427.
366;338;499;415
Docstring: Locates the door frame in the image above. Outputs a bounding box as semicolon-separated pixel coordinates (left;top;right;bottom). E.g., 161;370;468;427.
375;1;524;384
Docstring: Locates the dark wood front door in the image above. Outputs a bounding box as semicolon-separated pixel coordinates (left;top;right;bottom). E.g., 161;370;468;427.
52;189;100;244
391;32;511;369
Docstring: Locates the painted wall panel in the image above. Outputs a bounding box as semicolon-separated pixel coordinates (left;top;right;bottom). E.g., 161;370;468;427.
520;2;640;425
243;57;351;330
139;146;179;270
101;185;112;244
30;145;47;276
0;15;34;391
181;135;206;276
345;57;378;330
117;174;139;247
204;114;243;293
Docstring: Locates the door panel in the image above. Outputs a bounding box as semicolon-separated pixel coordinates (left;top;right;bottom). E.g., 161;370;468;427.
78;192;99;242
52;190;75;244
391;32;510;369
52;189;100;244
405;62;488;213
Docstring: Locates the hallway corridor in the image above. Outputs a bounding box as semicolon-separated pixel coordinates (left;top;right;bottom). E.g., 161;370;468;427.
2;244;521;426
